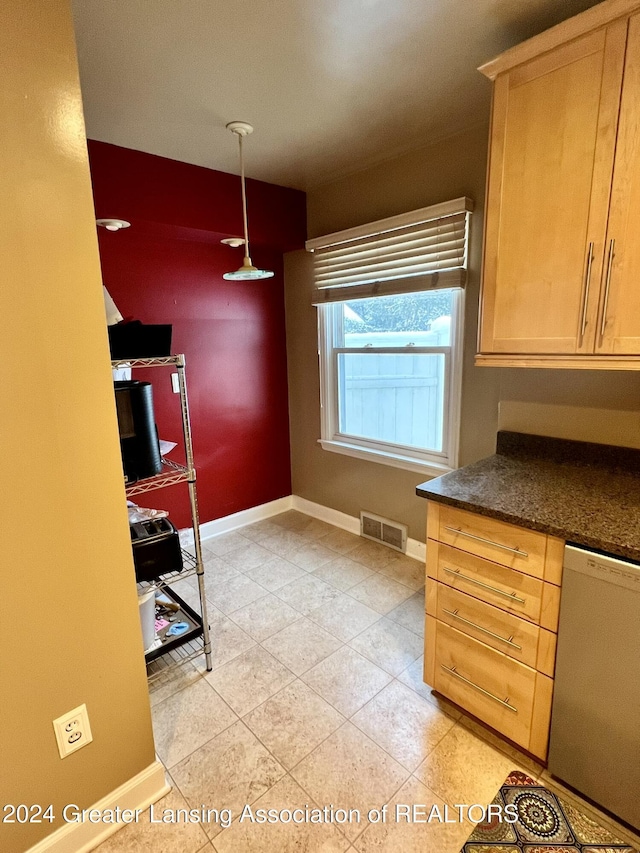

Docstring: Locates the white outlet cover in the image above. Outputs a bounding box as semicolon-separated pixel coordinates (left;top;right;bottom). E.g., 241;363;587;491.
53;703;93;759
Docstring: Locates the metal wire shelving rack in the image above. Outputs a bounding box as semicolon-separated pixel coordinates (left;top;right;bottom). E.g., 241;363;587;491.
113;354;212;683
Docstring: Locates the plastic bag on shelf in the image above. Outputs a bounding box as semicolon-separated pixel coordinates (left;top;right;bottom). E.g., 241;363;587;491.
127;501;169;525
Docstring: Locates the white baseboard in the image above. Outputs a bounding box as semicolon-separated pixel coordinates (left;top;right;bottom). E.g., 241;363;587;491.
198;495;293;541
291;496;360;535
198;494;426;563
291;496;426;563
26;761;169;853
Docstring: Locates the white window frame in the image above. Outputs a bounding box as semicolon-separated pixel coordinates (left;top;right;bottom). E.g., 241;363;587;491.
317;289;464;476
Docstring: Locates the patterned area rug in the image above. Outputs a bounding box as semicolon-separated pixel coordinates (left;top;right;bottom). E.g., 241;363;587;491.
461;771;637;853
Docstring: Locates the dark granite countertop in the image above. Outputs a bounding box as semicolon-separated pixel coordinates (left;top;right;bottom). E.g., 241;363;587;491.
416;431;640;563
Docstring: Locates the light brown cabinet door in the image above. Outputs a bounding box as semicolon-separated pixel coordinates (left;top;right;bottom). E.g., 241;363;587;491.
480;21;627;355
598;14;640;354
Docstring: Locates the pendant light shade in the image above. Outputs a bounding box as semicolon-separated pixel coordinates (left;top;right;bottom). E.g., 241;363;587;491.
223;121;274;281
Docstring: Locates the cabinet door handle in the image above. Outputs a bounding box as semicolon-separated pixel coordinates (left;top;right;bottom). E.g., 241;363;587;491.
444;526;528;557
599;238;615;343
440;665;518;713
443;567;526;604
442;608;522;649
579;241;594;345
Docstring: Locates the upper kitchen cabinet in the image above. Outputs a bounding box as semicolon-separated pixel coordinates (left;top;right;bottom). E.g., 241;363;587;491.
476;0;640;369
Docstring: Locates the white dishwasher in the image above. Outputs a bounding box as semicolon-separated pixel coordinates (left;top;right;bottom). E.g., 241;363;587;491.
548;545;640;830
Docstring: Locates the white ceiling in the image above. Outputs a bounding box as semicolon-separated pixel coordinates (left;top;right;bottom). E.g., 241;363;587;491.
72;0;600;191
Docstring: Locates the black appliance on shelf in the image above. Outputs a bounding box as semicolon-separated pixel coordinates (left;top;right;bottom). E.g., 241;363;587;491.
131;517;183;582
114;380;162;483
109;322;172;359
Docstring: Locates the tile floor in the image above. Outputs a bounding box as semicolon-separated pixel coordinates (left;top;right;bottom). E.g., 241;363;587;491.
97;511;640;853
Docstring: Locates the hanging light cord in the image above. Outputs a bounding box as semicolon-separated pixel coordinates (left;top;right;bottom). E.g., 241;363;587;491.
238;133;251;263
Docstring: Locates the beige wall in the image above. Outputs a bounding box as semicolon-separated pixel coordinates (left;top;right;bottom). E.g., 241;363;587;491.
1;3;155;851
288;121;640;542
498;370;640;447
287;123;501;542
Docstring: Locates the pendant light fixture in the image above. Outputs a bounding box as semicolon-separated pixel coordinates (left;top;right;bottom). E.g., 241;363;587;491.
223;121;274;281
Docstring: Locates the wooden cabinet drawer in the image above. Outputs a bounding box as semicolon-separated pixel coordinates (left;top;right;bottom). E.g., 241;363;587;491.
434;583;540;669
434;620;537;750
428;540;544;623
430;503;547;577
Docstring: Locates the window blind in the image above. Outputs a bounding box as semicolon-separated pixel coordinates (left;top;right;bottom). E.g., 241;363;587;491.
306;197;473;305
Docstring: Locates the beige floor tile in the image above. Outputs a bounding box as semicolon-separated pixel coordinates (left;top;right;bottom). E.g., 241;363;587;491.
457;713;544;778
351;681;456;771
397;657;462;719
321;528;362;555
148;661;205;708
348;574;414;615
313;557;375;591
262;618;342;675
309;594;381;642
239;519;280;543
171;720;286;839
213;774;350;852
152;679;237;768
170;577;209;614
301;646;392;717
223;541;278;572
244;555;307;591
202;531;250;557
348;541;397;571
386;590;425;637
94;776;209;853
270;509;309;529
349;618;423;676
288;541;337;572
377;553;425;590
228;593;301;641
271;510;312;531
211;574;269;615
244;679;344;769
297;517;335;540
291;722;410;841
260;528;309;558
205;646;295;717
275;574;342;615
354;775;474;853
196;609;256;671
414;723;516;807
197;555;242;594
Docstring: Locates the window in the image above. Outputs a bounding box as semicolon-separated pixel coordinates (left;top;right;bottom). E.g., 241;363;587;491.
309;198;471;475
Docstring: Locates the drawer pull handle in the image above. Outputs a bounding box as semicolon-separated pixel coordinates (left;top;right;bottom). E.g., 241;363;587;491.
444;526;528;557
443;567;526;604
441;665;518;713
442;608;522;650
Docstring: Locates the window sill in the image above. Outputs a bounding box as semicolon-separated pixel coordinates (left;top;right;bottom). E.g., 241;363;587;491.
318;438;453;477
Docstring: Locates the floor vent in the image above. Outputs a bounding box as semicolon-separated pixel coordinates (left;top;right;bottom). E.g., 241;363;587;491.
360;511;407;553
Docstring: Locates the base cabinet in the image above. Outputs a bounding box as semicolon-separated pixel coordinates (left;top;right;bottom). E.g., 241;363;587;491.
424;501;563;760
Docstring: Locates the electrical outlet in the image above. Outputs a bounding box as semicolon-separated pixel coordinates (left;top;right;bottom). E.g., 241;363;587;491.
53;704;93;758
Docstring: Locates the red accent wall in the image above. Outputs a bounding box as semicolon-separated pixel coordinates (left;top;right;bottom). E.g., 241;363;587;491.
88;141;306;527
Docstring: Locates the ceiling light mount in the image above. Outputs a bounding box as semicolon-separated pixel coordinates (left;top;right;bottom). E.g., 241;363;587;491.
96;218;131;232
225;121;254;137
223;121;274;281
221;237;245;248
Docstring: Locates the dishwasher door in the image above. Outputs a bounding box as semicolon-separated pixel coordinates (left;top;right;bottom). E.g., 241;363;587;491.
548;545;640;829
